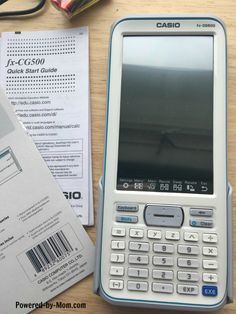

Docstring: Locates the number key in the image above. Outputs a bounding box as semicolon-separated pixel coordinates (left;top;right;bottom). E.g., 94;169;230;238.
127;281;148;291
178;245;199;255
129;241;149;252
153;243;174;254
153;270;173;280
128;267;148;278
177;258;199;268
129;254;149;265
177;271;199;282
153;256;174;267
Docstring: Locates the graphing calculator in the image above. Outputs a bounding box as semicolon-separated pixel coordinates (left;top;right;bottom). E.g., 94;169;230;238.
94;16;233;311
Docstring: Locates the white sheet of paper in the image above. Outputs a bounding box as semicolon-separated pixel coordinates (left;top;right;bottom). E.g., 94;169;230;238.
0;88;94;314
0;28;93;225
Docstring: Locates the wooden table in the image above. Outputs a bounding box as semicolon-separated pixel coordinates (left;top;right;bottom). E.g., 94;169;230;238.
1;1;236;313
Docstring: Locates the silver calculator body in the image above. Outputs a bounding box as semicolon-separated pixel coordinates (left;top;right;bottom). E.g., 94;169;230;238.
94;16;232;311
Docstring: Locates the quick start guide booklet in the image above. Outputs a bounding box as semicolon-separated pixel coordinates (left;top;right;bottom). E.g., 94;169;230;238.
0;89;94;314
0;27;93;225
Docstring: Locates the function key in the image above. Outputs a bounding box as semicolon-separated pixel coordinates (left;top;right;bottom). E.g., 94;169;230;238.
110;266;124;276
203;273;218;283
112;227;126;237
111;240;125;250
110;253;125;263
184;232;199;242
153;270;173;280
153;256;174;267
190;219;213;228
177;258;199;269
129;254;149;265
116;215;138;224
178;245;199;255
129;241;149;252
203;233;217;243
165;231;180;241
177;271;199;282
116;203;138;212
128;267;148;279
147;230;162;240
202;285;218;297
177;284;199;295
153;243;174;254
190;208;213;217
127;281;148;292
129;228;144;238
203;260;218;270
152;282;173;294
203;246;217;257
109;279;124;290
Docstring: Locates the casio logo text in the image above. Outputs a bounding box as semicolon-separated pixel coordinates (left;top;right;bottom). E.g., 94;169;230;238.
156;22;181;28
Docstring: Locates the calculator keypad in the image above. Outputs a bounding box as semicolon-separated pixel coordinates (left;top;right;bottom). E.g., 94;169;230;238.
109;204;219;298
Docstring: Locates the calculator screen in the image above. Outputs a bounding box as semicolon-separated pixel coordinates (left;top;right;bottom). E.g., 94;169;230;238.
117;36;213;194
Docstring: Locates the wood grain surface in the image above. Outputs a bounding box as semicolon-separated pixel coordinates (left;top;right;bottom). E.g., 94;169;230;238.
0;0;235;313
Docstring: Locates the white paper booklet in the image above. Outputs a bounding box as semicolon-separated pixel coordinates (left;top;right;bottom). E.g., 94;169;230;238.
0;27;93;225
0;89;94;314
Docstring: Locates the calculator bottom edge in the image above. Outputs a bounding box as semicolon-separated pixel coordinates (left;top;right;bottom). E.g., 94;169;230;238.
98;283;227;311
